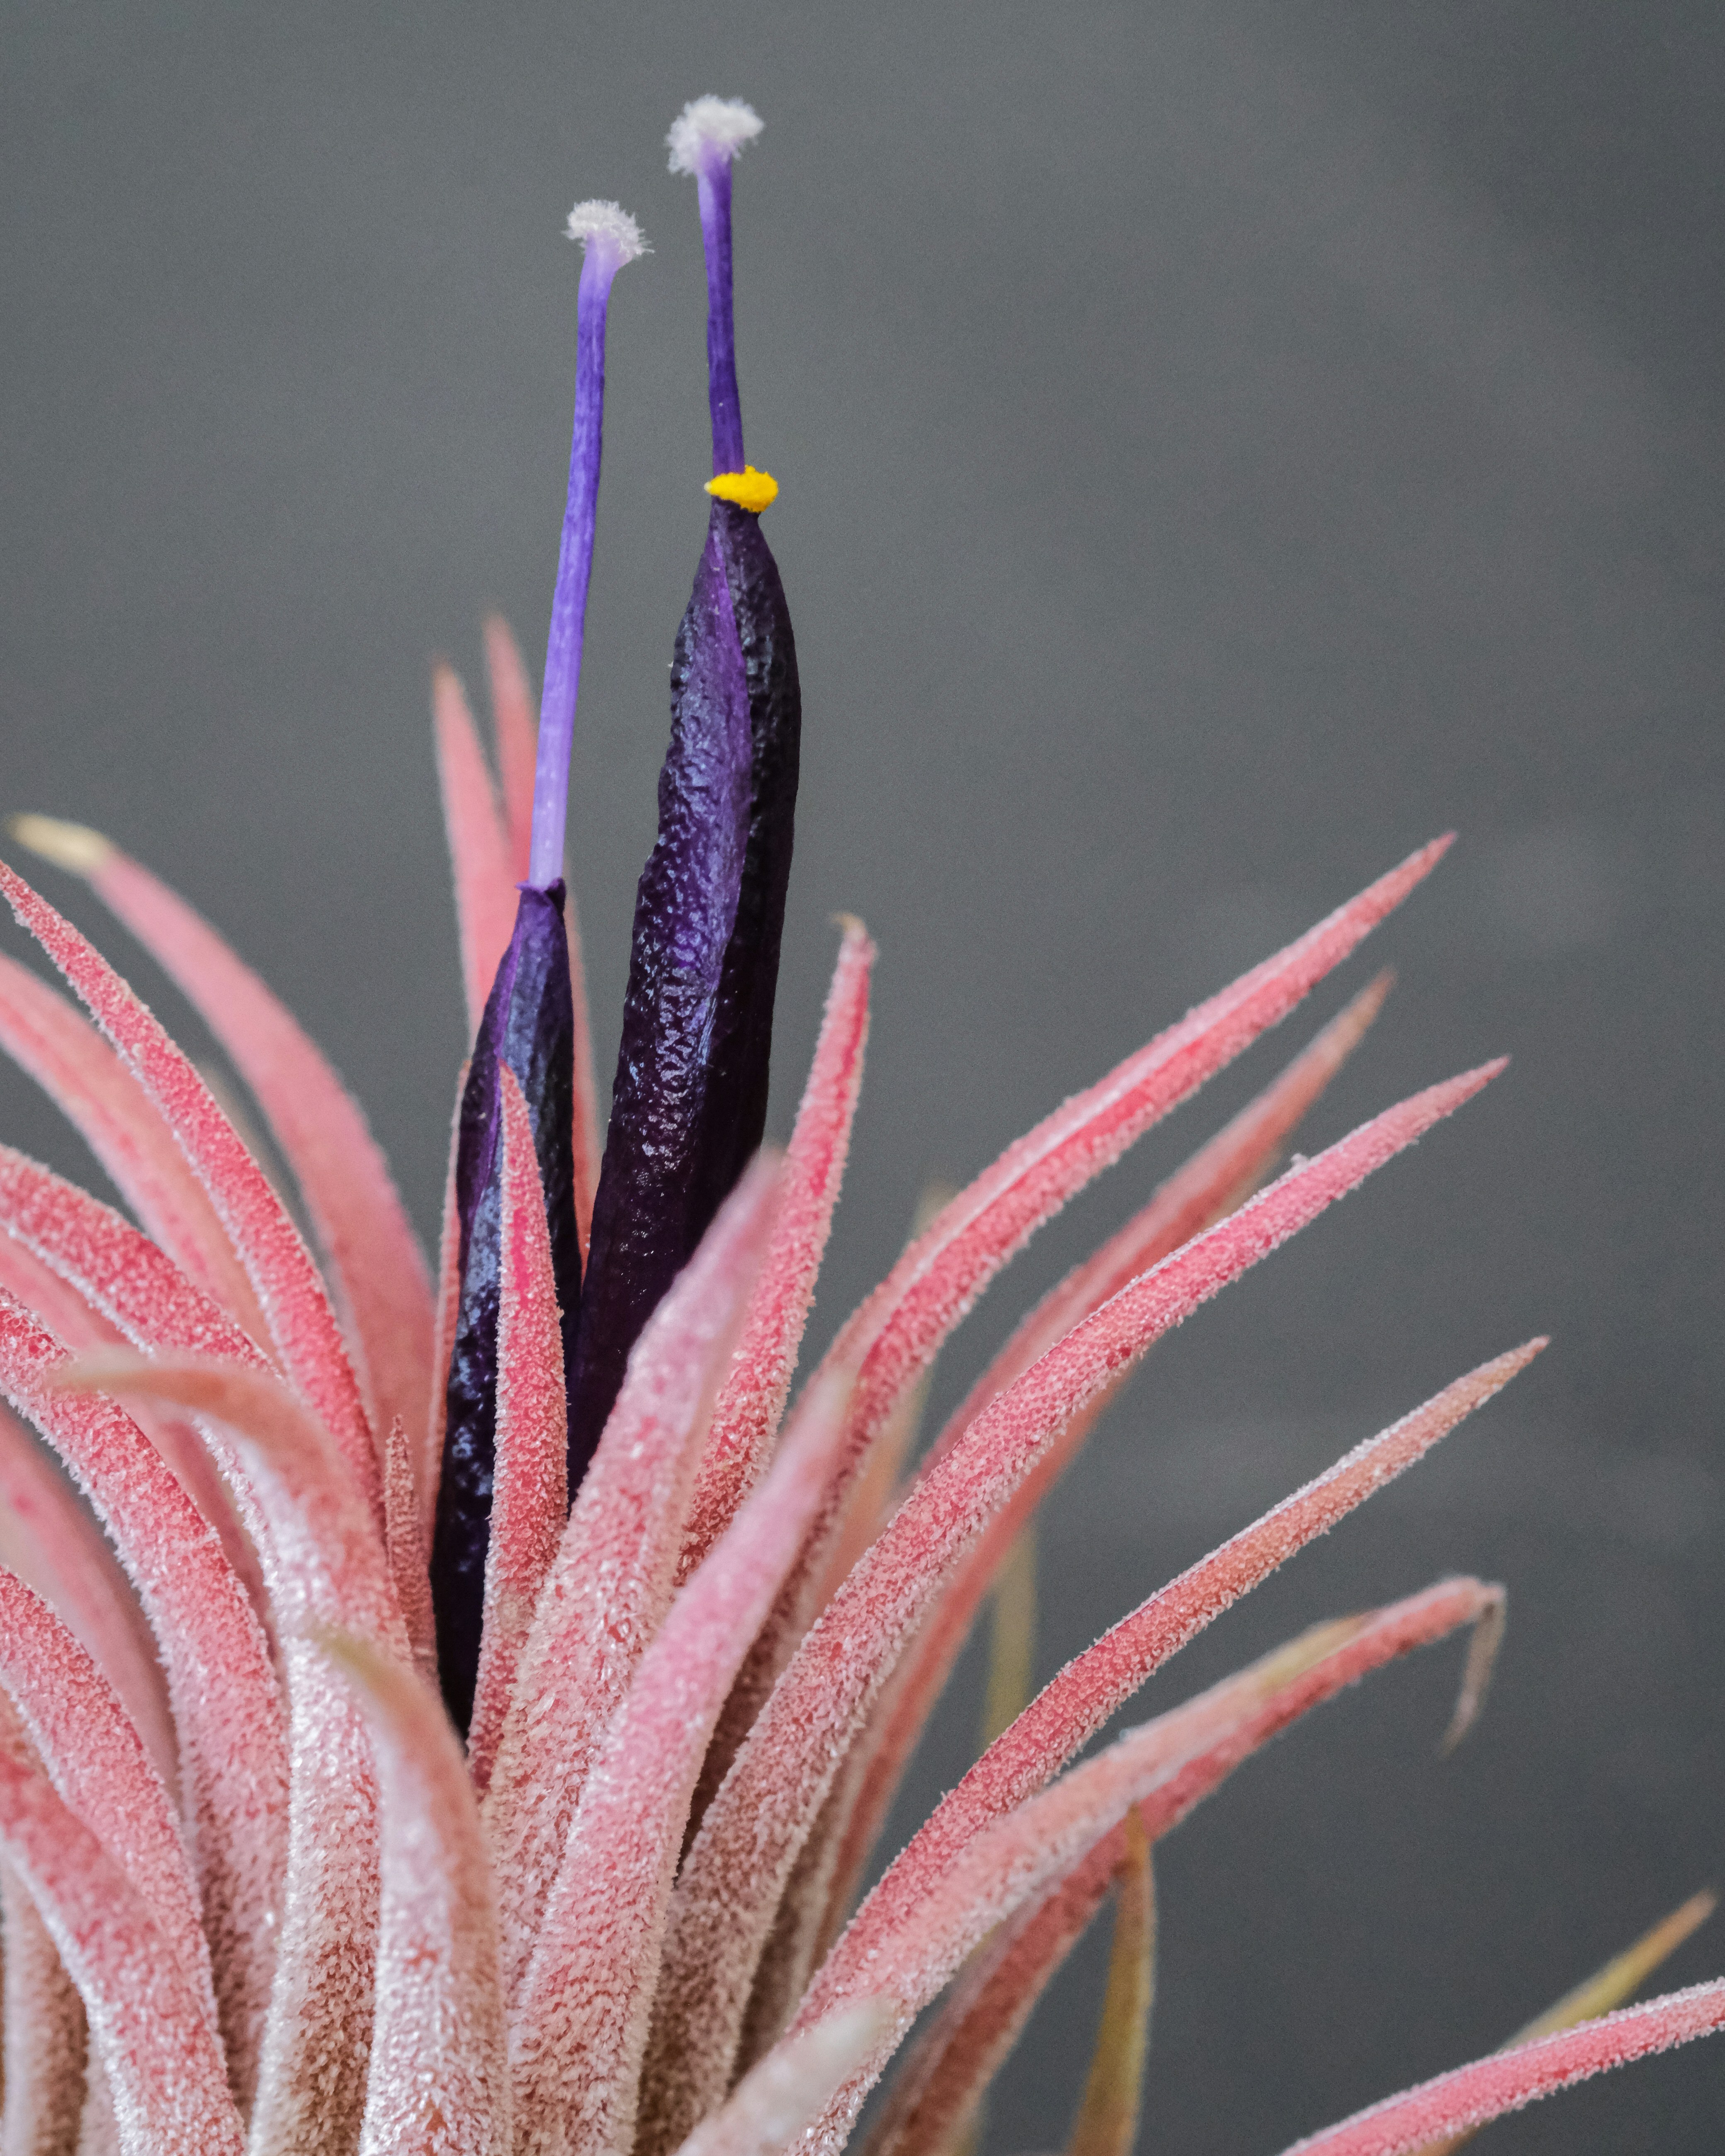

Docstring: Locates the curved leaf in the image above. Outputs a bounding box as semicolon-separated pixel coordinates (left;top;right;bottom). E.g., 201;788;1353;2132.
0;1747;244;2156
1273;1986;1725;2156
640;1065;1497;2151
0;948;267;1342
325;1633;510;2156
13;822;436;1467
0;861;380;1522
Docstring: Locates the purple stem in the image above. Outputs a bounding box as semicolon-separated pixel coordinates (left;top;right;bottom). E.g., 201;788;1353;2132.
529;244;621;888
697;161;744;476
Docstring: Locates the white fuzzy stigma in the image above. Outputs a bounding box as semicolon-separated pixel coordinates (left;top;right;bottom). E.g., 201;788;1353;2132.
666;96;763;176
564;199;649;262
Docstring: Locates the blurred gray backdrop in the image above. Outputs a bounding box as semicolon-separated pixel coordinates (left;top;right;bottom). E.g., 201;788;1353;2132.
3;3;1723;2149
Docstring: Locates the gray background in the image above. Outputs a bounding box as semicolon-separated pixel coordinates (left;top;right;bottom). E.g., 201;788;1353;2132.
3;4;1723;2150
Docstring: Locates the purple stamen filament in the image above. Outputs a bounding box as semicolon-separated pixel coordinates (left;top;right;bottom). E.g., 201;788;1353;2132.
529;236;628;890
696;160;744;478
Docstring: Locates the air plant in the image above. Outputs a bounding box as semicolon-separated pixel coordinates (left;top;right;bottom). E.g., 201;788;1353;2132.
0;88;1715;2156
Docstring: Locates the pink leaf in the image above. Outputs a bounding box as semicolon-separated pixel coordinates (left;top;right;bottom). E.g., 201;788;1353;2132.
823;1338;1540;2009
0;1567;217;2046
791;1584;1505;2154
65;1350;408;2156
830;975;1395;1925
435;662;518;1037
866;1581;1503;2156
565;909;599;1263
0;1142;273;1374
484;1154;782;2011
734;846;1448;1758
0;1397;180;1805
0;1174;272;1635
466;1066;569;1796
322;1632;510;2156
510;1360;862;2156
643;1062;1497;2150
483;614;540;885
1271;1985;1725;2156
0;1746;245;2156
671;2005;899;2156
682;918;875;1582
0;860;381;1522
925;970;1395;1489
384;1413;437;1690
0;948;268;1343
1406;1889;1720;2156
421;1061;468;1537
0;1301;287;2110
42;828;437;1466
1;1855;88;2156
0;1138;291;1623
80;2058;121;2155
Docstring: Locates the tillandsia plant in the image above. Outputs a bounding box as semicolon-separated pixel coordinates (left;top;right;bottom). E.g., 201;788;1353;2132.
0;87;1715;2156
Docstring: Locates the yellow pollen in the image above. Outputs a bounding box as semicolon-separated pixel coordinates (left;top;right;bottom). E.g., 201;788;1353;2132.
704;466;779;513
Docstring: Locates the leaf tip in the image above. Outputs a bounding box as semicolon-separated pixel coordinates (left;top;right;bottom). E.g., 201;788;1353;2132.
1439;1582;1507;1755
8;814;113;878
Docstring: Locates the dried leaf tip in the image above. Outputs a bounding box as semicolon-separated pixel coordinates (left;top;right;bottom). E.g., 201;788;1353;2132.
1514;1891;1718;2049
668;96;764;176
1439;1581;1508;1754
8;814;114;876
566;198;650;264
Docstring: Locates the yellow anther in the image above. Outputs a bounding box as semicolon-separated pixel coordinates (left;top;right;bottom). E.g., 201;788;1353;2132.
704;466;779;513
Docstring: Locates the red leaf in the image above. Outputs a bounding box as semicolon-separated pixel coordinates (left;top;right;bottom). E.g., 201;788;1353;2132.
55;830;435;1470
732;847;1448;1777
644;1061;1495;2151
485;1155;781;2011
682;918;875;1581
0;1568;216;2041
70;1352;408;2154
672;2005;899;2156
0;1852;87;2155
466;1066;569;1796
867;1581;1502;2156
0;1397;178;1805
1272;1985;1725;2156
434;662;518;1037
513;1360;863;2156
0;947;268;1342
0;1746;244;2155
823;1342;1539;2004
0;860;380;1522
791;1586;1507;2153
830;974;1394;1926
483;614;539;885
324;1633;510;2156
0;1144;275;1628
0;1302;287;2108
384;1413;437;1690
421;1060;468;1537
